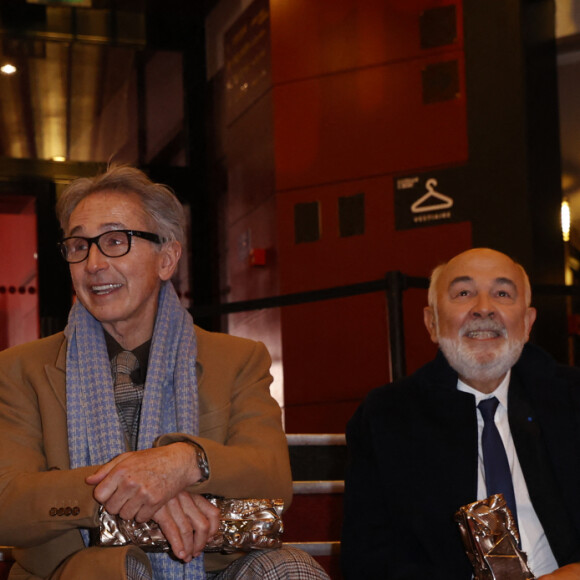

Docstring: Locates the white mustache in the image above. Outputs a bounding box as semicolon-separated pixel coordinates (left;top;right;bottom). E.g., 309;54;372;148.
460;320;507;339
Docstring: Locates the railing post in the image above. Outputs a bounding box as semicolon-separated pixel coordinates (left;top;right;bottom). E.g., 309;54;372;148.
385;270;407;381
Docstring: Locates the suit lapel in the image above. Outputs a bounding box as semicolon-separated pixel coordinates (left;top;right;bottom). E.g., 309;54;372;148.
407;355;479;572
420;382;479;503
416;352;479;506
44;337;67;411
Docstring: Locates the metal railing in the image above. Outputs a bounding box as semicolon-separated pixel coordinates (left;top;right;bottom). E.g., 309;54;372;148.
193;272;579;381
192;271;429;382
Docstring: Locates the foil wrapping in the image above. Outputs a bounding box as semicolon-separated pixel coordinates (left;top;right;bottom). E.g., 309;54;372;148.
455;494;536;580
204;497;284;553
97;497;284;554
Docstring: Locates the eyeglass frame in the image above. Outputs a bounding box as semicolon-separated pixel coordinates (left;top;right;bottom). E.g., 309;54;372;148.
58;229;165;264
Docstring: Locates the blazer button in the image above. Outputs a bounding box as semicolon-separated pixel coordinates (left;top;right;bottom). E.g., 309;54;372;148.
56;507;64;516
64;507;72;516
49;507;57;517
72;507;80;516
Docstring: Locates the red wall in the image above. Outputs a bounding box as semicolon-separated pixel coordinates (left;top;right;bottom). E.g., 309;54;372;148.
0;209;39;350
270;0;471;431
219;0;473;433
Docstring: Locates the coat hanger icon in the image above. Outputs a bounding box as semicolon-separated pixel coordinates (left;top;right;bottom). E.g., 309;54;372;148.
410;178;454;213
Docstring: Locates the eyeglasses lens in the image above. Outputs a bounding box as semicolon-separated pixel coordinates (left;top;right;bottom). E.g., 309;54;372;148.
62;231;131;262
99;231;130;257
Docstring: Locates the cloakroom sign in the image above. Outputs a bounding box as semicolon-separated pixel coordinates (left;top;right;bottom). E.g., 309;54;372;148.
394;166;470;230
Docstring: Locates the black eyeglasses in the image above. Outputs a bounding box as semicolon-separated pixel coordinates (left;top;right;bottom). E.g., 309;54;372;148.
59;230;164;264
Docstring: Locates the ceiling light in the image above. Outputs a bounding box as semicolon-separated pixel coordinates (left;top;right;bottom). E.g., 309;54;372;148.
1;64;17;75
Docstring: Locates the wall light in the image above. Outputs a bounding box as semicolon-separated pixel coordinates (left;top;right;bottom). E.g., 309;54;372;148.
52;156;66;162
1;64;17;75
561;199;571;242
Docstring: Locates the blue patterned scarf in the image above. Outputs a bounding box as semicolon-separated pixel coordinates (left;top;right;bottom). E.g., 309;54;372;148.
65;281;205;579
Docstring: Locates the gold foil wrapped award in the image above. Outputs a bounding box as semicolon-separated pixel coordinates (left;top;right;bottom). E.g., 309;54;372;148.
454;494;535;580
97;497;284;554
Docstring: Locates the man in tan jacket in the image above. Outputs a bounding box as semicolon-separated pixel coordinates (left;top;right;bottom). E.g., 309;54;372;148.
0;166;328;580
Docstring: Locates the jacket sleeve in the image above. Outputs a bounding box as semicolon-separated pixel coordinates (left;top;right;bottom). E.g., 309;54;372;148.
155;333;293;510
0;339;99;550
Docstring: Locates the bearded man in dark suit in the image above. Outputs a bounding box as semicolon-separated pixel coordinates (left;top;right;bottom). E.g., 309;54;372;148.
342;248;580;580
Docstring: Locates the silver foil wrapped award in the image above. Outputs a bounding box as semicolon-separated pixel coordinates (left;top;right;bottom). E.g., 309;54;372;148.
455;494;535;580
97;497;284;554
204;497;284;553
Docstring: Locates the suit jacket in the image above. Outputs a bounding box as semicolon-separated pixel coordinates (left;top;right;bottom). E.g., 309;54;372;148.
0;325;292;579
341;343;580;579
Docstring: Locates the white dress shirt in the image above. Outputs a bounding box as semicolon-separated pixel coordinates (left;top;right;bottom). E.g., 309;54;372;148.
457;371;559;576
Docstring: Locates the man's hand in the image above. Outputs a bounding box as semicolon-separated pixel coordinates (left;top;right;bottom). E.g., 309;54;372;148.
538;563;580;580
85;442;202;522
152;492;220;562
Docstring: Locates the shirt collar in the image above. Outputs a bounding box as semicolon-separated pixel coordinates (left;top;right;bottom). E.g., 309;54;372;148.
457;370;511;409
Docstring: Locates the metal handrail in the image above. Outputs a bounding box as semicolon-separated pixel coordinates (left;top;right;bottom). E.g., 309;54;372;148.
192;274;573;382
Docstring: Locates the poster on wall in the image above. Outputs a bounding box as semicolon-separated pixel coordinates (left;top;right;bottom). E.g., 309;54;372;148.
394;166;470;230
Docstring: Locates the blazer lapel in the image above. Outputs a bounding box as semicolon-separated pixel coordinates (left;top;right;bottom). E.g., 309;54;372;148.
45;337;67;411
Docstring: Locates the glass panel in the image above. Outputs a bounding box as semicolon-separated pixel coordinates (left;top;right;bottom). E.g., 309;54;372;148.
0;38;185;165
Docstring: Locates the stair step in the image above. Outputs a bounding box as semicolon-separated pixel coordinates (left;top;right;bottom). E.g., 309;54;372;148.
284;493;343;543
284;541;340;557
293;480;344;494
287;434;347;482
286;434;345;446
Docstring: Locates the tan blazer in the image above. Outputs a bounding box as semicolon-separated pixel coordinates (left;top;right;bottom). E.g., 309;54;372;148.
0;326;292;579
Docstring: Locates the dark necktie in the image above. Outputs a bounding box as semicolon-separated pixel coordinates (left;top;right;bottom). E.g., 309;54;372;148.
478;396;518;524
111;350;144;450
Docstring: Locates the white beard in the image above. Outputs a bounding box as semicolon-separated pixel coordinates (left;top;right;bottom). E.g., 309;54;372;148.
436;319;526;384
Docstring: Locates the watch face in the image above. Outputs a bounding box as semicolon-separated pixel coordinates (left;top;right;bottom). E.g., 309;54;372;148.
193;444;209;481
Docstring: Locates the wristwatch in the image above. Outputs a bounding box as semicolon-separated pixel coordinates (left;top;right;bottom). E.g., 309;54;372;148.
190;442;210;483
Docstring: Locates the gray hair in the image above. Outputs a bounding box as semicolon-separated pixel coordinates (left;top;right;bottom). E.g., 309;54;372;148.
427;253;532;310
55;165;186;246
